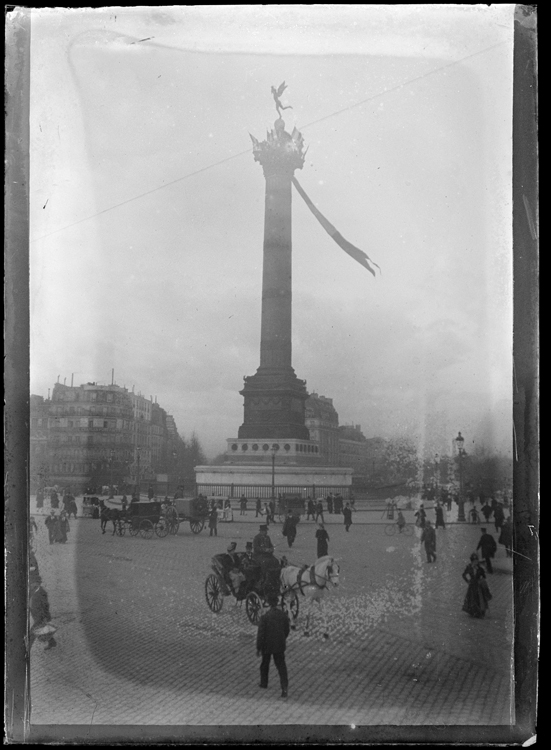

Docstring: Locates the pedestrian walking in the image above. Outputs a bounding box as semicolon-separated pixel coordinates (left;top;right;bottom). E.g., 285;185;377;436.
67;495;78;519
435;502;446;529
499;517;513;558
29;579;57;650
208;506;218;537
397;510;406;533
327;494;334;514
481;502;492;523
263;503;271;527
50;490;59;509
306;498;315;521
315;500;325;524
240;495;247;515
257;593;290;698
45;510;59;545
36;489;44;510
421;520;437;562
58;511;70;543
255;498;262;518
282;510;298;548
462;553;492;618
99;502;110;534
315;522;330;558
493;503;505;533
414;504;427;529
343;503;352;532
476;528;497;573
469;506;480;524
269;500;276;524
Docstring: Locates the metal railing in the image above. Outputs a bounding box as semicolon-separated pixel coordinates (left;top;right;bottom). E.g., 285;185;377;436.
195;483;352;499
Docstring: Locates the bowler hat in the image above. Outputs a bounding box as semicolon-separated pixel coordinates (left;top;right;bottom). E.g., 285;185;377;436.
260;524;268;531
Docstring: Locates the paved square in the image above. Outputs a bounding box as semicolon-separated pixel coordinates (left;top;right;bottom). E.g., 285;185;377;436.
29;500;514;727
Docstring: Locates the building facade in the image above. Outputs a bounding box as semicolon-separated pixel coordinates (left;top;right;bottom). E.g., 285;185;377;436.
305;393;340;466
30;382;180;493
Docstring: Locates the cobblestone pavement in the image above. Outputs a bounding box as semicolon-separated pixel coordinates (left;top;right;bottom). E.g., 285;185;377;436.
29;500;514;727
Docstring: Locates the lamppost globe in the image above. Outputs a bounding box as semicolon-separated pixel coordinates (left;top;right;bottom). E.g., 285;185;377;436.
454;432;466;522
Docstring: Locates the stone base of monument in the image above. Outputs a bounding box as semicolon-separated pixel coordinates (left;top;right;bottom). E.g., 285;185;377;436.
195;463;353;499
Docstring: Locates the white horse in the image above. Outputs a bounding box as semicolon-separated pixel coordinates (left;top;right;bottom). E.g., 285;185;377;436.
280;556;340;639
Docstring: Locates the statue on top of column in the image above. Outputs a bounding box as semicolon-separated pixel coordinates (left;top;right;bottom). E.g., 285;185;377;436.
271;81;293;117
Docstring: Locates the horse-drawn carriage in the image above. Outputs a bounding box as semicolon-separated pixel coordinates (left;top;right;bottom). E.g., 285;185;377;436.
118;499;171;539
205;550;299;626
163;496;210;535
276;494;305;523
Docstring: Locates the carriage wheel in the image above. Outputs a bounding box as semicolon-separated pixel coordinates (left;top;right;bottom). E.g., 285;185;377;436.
190;519;204;534
205;574;224;613
165;507;178;523
168;519;180;535
140;519;154;539
403;524;414;536
129;519;139;537
155;520;169;538
281;589;299;623
245;592;263;625
384;523;397;536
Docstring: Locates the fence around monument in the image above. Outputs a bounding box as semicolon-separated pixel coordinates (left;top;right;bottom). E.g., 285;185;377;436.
195;484;352;500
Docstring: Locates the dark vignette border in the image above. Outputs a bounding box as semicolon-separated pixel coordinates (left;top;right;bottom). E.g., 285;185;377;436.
4;4;538;745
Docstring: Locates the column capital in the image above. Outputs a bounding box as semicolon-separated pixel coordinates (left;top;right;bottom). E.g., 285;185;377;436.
250;117;306;176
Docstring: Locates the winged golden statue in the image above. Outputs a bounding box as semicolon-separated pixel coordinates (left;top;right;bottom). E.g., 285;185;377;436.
271;81;293;117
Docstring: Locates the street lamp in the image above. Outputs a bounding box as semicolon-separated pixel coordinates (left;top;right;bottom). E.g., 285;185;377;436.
135;447;141;499
271;444;279;500
455;432;466;522
109;449;115;498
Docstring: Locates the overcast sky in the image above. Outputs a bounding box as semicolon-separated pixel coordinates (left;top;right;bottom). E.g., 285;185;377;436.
29;6;515;459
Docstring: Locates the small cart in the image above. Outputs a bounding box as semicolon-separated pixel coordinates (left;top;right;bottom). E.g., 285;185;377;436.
166;496;210;535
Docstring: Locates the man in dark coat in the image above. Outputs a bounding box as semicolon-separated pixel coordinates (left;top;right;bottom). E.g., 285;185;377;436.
44;510;58;544
477;528;497;573
327;494;334;514
343;503;353;532
435;502;446;529
255;498;262;518
481;502;492;523
499;517;513;558
493;503;505;533
306;498;315;521
208;506;218;537
282;511;298;548
29;578;57;650
315;523;330;558
256;593;290;698
315;500;325;524
421;520;437;562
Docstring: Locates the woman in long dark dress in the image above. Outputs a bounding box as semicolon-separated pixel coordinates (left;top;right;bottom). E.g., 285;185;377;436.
315;523;330;558
462;553;492;618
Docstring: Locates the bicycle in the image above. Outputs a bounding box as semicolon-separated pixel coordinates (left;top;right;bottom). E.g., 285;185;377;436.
384;523;413;537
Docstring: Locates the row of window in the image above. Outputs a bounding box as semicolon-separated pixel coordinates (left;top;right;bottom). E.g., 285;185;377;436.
48;405;133;418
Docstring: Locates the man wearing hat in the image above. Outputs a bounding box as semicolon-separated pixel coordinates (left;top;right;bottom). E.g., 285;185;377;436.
256;593;290;698
477;528;497;573
253;524;277;589
282;510;298;548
